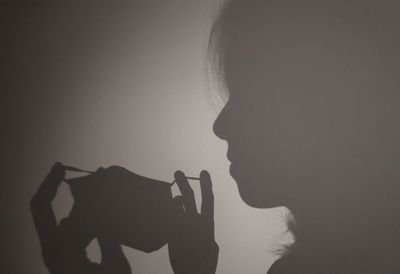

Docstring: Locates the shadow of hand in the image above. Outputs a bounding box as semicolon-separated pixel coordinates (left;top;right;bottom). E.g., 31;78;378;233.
168;170;219;274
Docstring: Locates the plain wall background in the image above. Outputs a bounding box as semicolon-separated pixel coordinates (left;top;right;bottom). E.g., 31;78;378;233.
1;1;289;273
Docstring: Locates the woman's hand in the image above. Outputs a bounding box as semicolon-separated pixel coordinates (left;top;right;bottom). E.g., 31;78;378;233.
168;170;219;274
31;162;66;207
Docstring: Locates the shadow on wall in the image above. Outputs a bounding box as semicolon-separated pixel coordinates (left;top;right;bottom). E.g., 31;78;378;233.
25;0;400;273
210;0;400;273
31;163;218;274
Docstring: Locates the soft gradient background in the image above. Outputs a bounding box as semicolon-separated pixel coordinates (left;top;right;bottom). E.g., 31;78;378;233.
2;1;289;273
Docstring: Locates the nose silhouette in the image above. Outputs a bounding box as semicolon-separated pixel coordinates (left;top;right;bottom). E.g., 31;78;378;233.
213;105;228;141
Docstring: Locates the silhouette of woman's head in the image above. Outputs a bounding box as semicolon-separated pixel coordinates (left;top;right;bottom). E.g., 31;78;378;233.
210;0;400;272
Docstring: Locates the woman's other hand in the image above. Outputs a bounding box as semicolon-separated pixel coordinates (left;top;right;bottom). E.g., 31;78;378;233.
168;170;219;274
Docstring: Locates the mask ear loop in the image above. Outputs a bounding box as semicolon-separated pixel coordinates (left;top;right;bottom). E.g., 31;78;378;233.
170;177;200;187
62;165;95;183
63;165;95;174
61;165;199;187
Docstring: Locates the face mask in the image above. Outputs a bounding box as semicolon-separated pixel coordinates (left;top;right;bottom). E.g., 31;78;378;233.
64;166;176;253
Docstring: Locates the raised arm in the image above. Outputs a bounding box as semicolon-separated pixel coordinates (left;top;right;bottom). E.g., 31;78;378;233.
30;162;65;270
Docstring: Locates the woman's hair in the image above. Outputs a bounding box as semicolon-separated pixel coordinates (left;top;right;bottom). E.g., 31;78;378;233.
207;0;232;103
209;0;400;271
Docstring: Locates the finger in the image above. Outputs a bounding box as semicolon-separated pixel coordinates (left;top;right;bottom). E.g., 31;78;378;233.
173;196;185;214
200;170;214;224
171;196;185;238
51;162;65;178
174;170;197;215
52;162;64;171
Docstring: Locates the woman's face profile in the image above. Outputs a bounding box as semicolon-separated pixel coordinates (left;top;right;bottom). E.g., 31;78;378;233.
211;7;333;209
213;57;318;209
211;1;400;209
